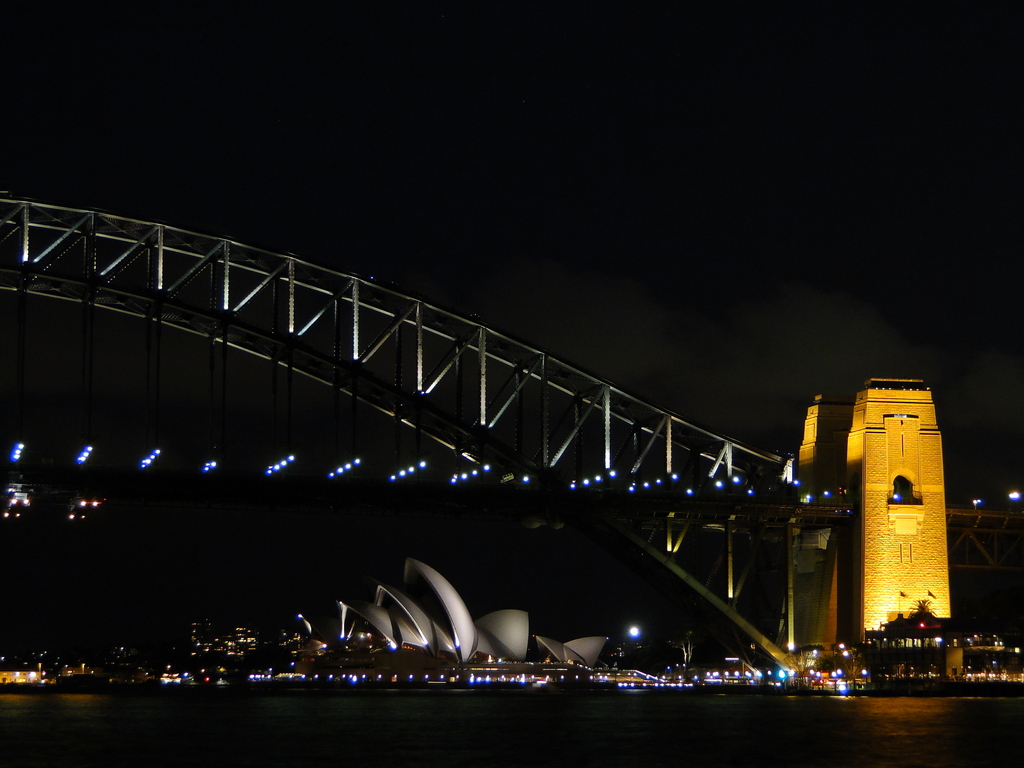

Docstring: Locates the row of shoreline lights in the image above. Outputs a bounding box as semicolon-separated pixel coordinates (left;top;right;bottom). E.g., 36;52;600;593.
69;497;101;520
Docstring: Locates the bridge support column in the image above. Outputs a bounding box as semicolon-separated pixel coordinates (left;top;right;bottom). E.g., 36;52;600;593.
848;379;949;634
799;379;950;643
785;523;795;651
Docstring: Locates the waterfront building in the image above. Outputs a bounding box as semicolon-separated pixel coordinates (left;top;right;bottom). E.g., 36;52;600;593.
0;668;46;685
863;613;1023;682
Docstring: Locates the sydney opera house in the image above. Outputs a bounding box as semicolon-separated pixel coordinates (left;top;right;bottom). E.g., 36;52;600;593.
298;558;606;684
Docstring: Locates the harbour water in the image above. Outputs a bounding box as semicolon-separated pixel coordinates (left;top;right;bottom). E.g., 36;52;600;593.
2;690;1023;767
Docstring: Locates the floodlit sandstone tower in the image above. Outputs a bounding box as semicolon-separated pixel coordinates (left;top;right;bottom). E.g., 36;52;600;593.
847;379;949;634
793;395;854;647
798;379;950;643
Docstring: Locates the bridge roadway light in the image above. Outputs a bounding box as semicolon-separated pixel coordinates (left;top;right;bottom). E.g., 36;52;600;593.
328;458;362;478
972;498;983;510
76;446;93;465
392;461;428;482
10;443;24;462
265;455;295;475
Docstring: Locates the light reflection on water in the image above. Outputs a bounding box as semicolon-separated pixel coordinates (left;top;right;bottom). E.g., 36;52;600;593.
2;691;1022;767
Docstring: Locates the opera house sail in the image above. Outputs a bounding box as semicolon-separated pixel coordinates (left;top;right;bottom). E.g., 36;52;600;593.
301;558;606;682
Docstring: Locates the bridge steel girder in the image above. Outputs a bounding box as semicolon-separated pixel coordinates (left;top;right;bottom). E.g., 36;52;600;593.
0;199;806;665
0;199;789;492
569;509;797;670
947;509;1024;571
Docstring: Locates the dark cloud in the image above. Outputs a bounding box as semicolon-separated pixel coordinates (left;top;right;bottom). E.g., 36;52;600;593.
454;262;940;432
947;350;1024;436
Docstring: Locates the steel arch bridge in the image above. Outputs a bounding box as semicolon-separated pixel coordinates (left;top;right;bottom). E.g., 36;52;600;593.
1;198;807;667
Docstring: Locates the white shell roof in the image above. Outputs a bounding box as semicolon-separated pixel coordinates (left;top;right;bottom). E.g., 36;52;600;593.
405;558;478;663
374;582;455;656
535;635;606;668
564;636;607;668
475;609;529;661
330;559;600;667
342;600;399;649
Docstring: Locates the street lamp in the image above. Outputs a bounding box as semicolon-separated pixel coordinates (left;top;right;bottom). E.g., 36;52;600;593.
972;498;983;510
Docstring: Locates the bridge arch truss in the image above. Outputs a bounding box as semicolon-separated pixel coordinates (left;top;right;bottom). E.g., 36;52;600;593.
0;199;790;492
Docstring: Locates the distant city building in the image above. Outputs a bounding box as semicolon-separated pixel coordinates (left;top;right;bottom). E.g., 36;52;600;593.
189;620;259;657
190;620;213;655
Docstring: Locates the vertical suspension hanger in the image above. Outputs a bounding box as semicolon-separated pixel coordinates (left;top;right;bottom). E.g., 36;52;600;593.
414;302;423;459
81;213;96;458
270;268;279;460
146;225;165;458
333;290;342;462
208;245;218;463
286;257;295;459
394;321;403;464
15;203;30;452
350;280;360;461
220;317;228;466
220;243;230;466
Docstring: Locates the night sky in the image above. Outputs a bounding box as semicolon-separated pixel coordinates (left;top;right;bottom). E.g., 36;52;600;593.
3;5;1024;652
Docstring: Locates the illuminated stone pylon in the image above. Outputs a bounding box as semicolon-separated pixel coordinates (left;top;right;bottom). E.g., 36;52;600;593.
798;379;950;643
